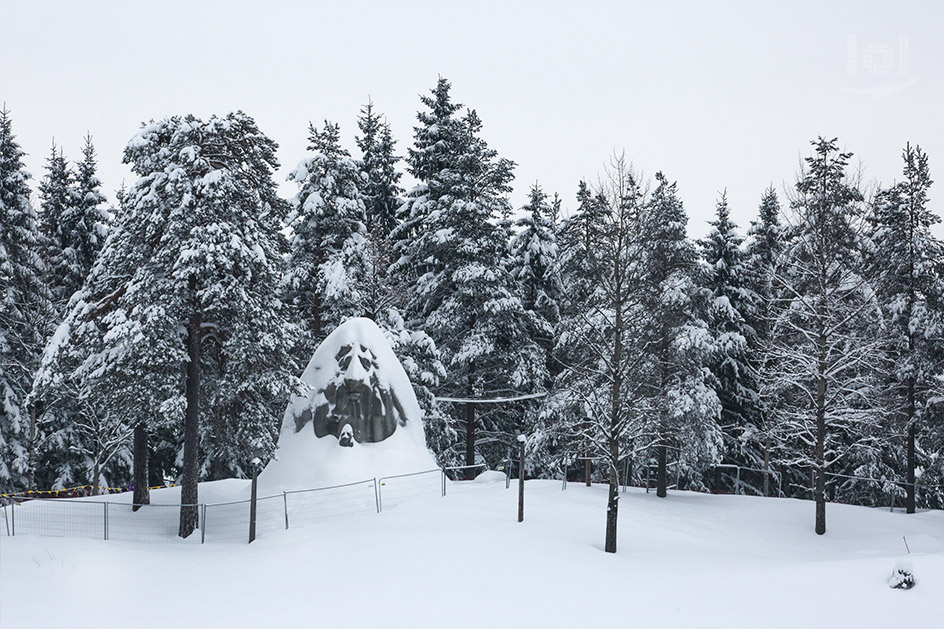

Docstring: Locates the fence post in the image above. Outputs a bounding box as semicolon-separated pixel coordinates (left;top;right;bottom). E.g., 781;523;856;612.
103;502;109;541
10;501;14;536
2;504;8;536
517;435;526;523
374;478;381;513
283;492;289;529
890;491;896;513
736;466;741;496
676;463;682;492
646;462;651;494
561;459;567;491
441;470;447;497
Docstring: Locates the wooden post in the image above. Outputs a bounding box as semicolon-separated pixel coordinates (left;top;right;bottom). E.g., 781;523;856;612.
517;435;526;523
584;458;592;487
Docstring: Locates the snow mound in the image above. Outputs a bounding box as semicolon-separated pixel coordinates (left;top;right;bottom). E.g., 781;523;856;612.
888;560;916;589
261;318;437;491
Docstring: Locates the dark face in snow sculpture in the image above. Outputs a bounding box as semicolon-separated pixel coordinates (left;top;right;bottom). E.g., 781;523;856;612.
295;343;406;446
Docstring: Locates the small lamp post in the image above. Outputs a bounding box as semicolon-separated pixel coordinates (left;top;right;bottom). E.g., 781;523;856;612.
517;434;526;523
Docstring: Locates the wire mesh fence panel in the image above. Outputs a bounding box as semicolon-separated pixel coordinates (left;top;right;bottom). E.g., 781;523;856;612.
10;499;106;540
378;470;442;510
286;480;377;528
107;502;197;542
254;495;289;538
203;499;251;543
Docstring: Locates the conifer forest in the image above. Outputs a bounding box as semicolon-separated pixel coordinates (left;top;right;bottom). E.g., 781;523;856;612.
2;76;942;542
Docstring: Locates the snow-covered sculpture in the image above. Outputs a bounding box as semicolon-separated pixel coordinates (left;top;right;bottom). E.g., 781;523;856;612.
295;341;405;445
260;318;436;490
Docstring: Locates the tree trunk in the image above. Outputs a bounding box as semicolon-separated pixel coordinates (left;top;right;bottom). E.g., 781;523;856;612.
91;459;101;496
604;441;620;553
814;371;827;535
906;376;916;514
27;404;38;491
763;432;771;497
656;444;668;498
179;309;202;538
464;401;476;480
585;458;592;486
133;423;149;511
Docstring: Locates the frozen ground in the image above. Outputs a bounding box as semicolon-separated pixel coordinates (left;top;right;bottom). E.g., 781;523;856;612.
2;480;942;628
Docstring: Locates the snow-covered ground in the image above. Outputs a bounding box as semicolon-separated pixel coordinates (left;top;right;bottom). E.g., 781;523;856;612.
2;480;942;628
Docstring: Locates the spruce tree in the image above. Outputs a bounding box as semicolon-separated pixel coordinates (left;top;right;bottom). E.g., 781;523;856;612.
33;139;112;491
510;183;562;364
867;143;944;512
643;172;720;498
0;108;51;491
743;186;785;495
397;78;546;471
284;121;368;361
38;142;80;309
70;135;109;282
356;100;402;238
38;113;296;536
699;192;763;493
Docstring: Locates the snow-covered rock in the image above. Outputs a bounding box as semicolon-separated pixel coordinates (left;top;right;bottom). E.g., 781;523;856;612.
260;318;437;491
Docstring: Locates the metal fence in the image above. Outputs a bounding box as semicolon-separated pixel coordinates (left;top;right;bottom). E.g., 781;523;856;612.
2;464;504;545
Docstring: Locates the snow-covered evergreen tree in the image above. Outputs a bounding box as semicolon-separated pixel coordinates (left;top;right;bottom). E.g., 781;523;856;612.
698;193;763;493
0;108;51;491
356;100;402;238
285;121;368;361
36;112;296;536
866;143;944;512
642;172;721;498
510;183;562;366
742;186;786;495
396;78;546;469
69;135;109;283
763;137;883;535
38;142;80;310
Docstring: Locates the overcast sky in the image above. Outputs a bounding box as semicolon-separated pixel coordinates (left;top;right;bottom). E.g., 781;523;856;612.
2;0;941;236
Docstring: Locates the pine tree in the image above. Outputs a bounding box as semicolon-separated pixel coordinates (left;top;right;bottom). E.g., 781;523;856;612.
356;100;402;239
764;137;882;535
0;108;51;491
643;172;721;498
284;121;369;362
396;78;546;471
699;192;763;493
866;143;944;512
